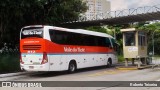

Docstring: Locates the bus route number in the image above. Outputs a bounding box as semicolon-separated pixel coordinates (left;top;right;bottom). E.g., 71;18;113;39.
27;50;36;53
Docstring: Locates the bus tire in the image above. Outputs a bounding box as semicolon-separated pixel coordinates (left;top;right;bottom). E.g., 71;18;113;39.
107;58;112;68
68;61;77;73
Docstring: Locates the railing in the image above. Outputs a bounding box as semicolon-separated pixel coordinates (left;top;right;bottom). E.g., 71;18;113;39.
77;4;160;22
0;45;19;54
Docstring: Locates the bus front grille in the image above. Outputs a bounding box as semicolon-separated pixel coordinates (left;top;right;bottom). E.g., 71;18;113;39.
23;45;41;50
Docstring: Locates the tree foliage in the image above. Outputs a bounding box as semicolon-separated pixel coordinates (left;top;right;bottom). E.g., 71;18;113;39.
0;0;87;48
85;26;109;34
136;22;160;55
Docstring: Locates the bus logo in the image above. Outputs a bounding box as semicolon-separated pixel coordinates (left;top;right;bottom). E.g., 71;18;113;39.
2;82;12;87
64;47;85;52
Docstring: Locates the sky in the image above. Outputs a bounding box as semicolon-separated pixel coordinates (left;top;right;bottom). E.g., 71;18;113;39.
108;0;160;11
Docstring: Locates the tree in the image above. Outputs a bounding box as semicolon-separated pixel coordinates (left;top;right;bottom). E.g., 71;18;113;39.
85;26;109;33
136;22;160;55
0;0;87;48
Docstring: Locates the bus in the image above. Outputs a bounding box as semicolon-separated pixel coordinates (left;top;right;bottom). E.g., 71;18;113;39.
20;25;118;73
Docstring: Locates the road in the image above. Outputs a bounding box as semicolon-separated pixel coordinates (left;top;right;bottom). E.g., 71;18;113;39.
1;65;160;90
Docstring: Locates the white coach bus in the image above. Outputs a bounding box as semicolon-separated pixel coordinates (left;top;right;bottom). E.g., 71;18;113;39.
20;25;118;73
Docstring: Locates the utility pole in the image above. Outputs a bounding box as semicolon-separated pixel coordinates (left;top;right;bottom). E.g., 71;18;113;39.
152;30;156;56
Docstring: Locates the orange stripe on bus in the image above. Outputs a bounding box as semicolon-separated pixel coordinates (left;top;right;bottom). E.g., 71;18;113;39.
20;38;114;53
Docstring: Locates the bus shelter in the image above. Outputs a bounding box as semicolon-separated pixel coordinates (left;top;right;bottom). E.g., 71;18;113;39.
121;28;148;67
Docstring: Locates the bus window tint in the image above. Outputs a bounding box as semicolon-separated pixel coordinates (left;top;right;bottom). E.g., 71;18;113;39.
49;29;111;47
21;27;43;39
105;38;111;47
111;38;118;51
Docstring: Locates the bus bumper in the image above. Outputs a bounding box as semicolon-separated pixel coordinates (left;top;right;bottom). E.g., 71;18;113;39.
20;64;49;71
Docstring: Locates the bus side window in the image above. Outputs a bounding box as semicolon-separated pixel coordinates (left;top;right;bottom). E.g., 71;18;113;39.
105;37;112;48
49;30;54;42
111;39;118;52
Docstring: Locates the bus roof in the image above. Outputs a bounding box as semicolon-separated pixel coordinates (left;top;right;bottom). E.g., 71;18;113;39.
22;25;114;39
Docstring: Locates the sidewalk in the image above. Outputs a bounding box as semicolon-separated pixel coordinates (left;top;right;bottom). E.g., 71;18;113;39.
152;57;160;64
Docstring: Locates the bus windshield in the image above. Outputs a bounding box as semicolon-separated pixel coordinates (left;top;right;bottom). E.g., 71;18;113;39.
21;27;43;39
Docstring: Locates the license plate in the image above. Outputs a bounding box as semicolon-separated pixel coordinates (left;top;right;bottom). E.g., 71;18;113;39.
33;62;40;64
29;66;34;69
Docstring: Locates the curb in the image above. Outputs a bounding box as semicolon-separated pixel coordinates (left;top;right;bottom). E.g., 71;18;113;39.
0;72;31;78
116;67;138;70
116;65;153;70
138;65;153;69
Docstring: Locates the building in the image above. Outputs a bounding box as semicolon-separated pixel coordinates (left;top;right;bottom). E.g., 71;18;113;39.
82;0;111;20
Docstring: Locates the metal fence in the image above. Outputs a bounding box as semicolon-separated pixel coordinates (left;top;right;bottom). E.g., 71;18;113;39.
0;43;19;55
77;4;160;22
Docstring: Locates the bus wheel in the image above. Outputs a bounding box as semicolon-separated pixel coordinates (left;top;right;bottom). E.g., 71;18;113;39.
68;61;77;73
107;59;112;68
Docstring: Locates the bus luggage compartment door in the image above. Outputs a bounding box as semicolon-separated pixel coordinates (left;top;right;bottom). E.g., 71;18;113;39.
48;55;61;71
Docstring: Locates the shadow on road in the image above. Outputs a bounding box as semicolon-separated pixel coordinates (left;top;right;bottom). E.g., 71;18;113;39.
29;65;116;78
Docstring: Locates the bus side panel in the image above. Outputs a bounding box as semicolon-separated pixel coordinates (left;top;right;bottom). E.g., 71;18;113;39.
48;54;61;71
60;53;114;71
59;55;69;71
60;54;88;70
111;53;118;64
83;54;97;67
87;54;113;67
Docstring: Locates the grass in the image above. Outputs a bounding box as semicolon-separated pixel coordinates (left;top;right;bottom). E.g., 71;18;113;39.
118;55;125;62
0;53;20;73
117;55;135;63
150;55;160;61
117;54;160;64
